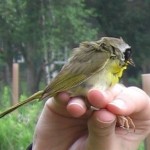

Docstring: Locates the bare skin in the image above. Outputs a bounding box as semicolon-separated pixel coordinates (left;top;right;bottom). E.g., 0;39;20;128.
32;84;150;150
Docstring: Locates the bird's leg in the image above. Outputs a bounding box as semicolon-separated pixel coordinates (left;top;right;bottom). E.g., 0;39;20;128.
116;116;135;131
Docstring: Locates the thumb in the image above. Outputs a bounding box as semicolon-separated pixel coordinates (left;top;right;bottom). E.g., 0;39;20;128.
87;109;117;149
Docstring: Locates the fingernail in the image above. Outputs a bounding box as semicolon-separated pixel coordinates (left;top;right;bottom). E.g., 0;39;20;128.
67;102;85;117
68;102;84;109
109;99;126;109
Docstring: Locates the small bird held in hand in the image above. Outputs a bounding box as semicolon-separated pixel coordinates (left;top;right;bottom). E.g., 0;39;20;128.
0;37;135;130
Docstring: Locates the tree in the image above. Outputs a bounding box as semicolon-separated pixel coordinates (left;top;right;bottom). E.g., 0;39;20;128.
0;0;98;95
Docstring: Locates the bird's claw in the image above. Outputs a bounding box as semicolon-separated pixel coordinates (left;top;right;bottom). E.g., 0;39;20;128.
117;116;135;132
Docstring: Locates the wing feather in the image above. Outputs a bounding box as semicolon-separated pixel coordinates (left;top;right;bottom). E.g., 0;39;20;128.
42;72;86;98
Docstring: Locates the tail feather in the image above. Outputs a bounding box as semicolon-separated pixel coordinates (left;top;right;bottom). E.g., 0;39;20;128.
0;90;44;118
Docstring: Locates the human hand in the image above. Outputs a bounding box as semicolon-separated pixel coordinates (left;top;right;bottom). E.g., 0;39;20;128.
32;84;150;150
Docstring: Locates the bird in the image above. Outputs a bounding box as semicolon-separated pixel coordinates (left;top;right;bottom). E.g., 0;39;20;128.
0;37;135;130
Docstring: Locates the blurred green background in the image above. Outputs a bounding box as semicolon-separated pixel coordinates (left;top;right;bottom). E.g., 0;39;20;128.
0;0;149;149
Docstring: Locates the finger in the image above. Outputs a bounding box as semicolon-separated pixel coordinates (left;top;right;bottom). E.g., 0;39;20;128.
49;92;72;117
87;109;117;149
87;84;125;108
46;96;71;117
55;92;70;104
87;89;109;108
107;87;150;118
51;93;89;118
67;97;87;117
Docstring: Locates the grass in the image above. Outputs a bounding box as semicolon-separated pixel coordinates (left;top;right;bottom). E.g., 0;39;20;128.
0;87;42;150
0;104;42;150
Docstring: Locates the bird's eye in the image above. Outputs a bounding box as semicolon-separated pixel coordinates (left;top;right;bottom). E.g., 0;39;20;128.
124;48;132;61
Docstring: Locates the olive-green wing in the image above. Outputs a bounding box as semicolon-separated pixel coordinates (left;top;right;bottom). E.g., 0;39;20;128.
42;71;87;98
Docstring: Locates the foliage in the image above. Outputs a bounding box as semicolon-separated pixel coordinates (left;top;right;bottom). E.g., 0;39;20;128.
0;0;98;94
0;87;42;150
1;86;11;107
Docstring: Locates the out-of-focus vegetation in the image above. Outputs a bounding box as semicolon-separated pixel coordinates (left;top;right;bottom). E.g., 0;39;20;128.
0;0;98;95
0;87;42;150
0;0;149;149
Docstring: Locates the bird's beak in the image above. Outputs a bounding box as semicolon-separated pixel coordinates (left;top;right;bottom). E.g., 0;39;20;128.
127;58;135;66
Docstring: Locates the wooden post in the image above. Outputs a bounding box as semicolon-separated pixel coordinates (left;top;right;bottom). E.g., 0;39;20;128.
12;63;19;105
142;74;150;150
